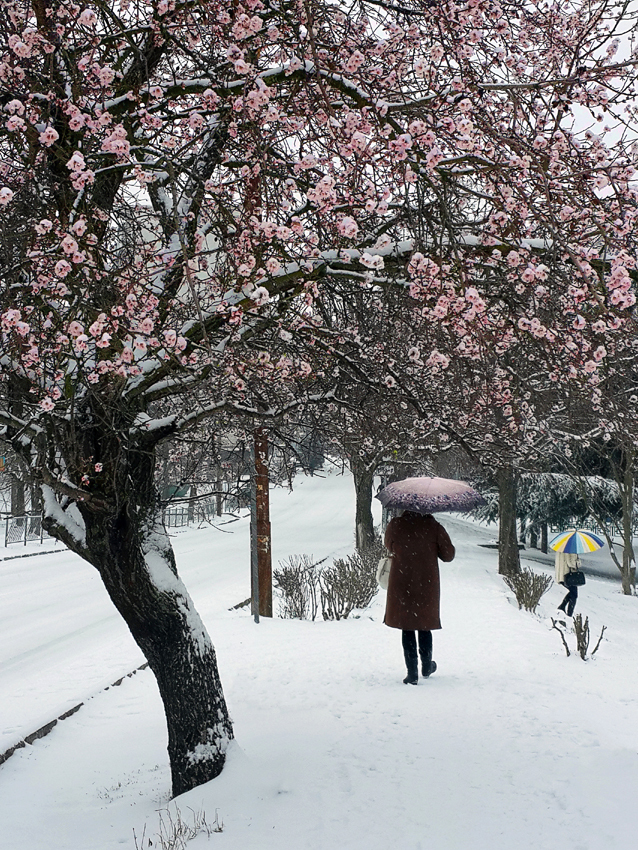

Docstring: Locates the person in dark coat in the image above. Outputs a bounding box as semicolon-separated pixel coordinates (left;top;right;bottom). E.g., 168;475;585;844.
384;511;455;684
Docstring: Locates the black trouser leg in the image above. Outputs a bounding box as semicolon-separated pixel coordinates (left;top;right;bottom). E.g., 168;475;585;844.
401;630;418;684
559;584;578;616
417;630;433;676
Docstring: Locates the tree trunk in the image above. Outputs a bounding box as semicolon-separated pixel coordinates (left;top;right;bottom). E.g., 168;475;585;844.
351;457;376;552
40;438;233;798
188;485;196;524
498;465;520;575
30;484;42;515
216;466;223;517
540;523;548;553
619;451;635;595
251;428;272;617
11;476;25;516
528;525;538;549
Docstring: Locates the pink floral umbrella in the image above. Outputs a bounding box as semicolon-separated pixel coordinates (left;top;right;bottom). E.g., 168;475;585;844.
375;476;486;515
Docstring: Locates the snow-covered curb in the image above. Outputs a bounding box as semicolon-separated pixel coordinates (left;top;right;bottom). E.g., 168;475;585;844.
0;663;148;768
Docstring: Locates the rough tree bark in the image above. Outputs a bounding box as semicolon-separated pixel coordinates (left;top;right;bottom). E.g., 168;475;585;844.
498;465;520;576
618;449;636;595
540;523;549;554
10;476;25;517
351;456;377;552
34;399;233;798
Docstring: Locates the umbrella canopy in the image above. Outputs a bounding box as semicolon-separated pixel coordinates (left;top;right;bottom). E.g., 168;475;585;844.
375;476;486;515
549;529;605;554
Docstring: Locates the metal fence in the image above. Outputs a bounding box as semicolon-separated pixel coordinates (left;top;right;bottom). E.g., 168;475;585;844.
3;498;240;544
163;506;190;528
4;514;50;547
162;500;224;528
548;519;625;538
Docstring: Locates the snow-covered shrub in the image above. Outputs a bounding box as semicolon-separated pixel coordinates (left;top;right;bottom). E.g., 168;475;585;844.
551;614;606;660
274;555;323;620
504;567;553;613
357;532;386;574
275;542;381;621
320;550;378;620
573;614;607;660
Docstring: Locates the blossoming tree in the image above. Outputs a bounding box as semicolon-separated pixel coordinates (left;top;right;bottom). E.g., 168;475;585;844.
1;0;637;794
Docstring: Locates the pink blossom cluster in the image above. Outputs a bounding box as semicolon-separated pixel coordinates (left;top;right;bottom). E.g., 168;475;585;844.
0;0;635;458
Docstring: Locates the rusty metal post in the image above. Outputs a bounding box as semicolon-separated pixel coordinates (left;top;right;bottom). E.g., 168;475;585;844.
250;467;259;623
250;428;272;618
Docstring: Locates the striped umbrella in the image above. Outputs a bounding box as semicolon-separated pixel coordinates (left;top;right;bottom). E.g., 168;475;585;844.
549;529;605;554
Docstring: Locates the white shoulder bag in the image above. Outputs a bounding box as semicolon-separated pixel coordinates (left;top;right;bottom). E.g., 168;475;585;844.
376;556;392;590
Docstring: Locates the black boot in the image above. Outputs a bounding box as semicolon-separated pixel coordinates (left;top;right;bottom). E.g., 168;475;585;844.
418;630;436;677
402;631;419;684
422;660;437;678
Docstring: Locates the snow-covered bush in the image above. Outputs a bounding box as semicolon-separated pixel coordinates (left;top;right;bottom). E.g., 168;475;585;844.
504;567;553;613
573;614;607;661
274;555;323;620
320;551;379;620
551;615;607;660
275;544;380;621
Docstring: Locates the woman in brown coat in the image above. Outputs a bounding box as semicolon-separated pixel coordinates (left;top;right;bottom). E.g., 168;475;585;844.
384;511;455;684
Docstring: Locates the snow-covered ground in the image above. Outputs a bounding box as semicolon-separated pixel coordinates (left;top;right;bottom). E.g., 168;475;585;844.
1;471;638;850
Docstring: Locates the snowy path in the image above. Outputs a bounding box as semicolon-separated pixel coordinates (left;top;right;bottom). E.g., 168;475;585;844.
0;473;356;753
1;472;638;850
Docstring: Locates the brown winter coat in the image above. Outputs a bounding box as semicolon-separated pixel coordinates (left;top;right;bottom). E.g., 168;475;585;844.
384;512;455;630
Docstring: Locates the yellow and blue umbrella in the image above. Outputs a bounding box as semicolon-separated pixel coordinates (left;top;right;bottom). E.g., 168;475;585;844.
549;529;605;554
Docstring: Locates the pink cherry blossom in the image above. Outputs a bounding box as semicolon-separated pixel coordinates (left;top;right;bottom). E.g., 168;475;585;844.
35;219;53;234
98;66;115;85
67;151;86;172
39;126;59;147
250;287;270;305
359;253;384;270
338;217;359;238
6;115;25;131
61;235;79;255
5;99;24;115
101;125;130;157
68;113;86;131
78;9;97;27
